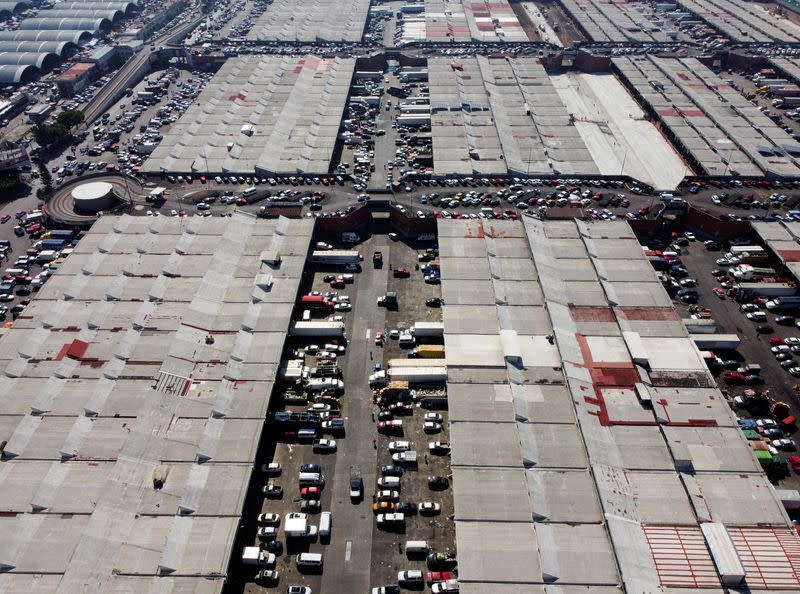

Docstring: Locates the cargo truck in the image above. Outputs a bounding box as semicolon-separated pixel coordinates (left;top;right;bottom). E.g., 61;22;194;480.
766;296;800;311
290;321;345;337
411;322;444;337
731;265;776;280
309;250;360;265
37;239;66;250
377;291;397;307
690;334;741;350
408;344;445;358
734;283;797;300
284;514;318;538
300;295;335;309
242;546;274;565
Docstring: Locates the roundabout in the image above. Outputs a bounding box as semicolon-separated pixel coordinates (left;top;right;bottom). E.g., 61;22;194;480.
43;174;145;228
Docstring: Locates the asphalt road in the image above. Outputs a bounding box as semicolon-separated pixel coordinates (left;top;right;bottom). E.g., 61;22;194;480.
320;233;388;592
670;240;800;489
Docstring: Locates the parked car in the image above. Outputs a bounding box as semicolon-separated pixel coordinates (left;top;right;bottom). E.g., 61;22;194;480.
428;476;449;490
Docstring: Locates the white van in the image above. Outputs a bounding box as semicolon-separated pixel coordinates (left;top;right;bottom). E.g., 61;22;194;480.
299;472;325;486
398;333;415;347
405;540;429;554
319;511;331;538
242;186;257;197
296;552;323;568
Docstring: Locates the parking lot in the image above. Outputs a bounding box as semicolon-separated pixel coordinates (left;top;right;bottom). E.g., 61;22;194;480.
650;232;800;492
231;232;454;594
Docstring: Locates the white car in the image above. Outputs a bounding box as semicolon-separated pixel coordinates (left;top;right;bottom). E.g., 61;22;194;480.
334;303;351;311
431;579;459;593
423;421;442;433
419;502;441;515
214;176;223;183
746;312;767;322
398;569;424;583
785;337;800;345
772;345;791;353
308;403;331;412
261;462;281;475
257;513;280;525
257;526;278;539
313;439;337;452
388;440;411;452
425;412;443;422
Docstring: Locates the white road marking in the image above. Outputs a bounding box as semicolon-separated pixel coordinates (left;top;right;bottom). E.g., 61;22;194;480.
366;328;371;340
345;540;352;561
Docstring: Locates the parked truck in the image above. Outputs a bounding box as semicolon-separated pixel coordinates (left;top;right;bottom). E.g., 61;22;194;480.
731;265;777;281
342;232;360;243
377;291;397;307
300;295;335;310
309;250;360;265
690;334;741;350
242;546;273;565
733;282;797;300
290;321;345;337
284;513;318;538
411;321;444;338
408;344;445;358
766;295;800;311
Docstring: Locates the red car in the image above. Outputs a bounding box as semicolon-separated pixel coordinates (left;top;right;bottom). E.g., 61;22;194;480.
712;288;725;298
790;455;800;473
770;338;785;346
756;324;774;334
393;268;411;278
426;572;455;585
723;372;746;384
300;486;320;498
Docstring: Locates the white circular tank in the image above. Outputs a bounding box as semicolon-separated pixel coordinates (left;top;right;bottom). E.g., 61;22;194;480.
71;181;114;212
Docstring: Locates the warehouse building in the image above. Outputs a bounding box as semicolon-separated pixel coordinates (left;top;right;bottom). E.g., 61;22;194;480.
18;17;113;35
438;216;800;593
676;0;800;42
427;56;598;176
556;0;675;42
614;55;800;177
246;0;370;42
397;0;527;44
144;54;355;176
0;214;312;593
752;221;800;286
0;29;93;44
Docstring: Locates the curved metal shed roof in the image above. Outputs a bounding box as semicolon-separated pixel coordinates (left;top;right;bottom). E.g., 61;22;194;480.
0;40;77;56
0;29;93;43
18;17;112;33
0;51;61;71
0;1;30;14
0;63;38;84
41;9;127;22
60;2;138;15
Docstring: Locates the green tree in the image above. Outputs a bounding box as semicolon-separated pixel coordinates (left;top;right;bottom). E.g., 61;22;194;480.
56;109;84;130
38;162;53;195
0;171;19;193
33;122;67;146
